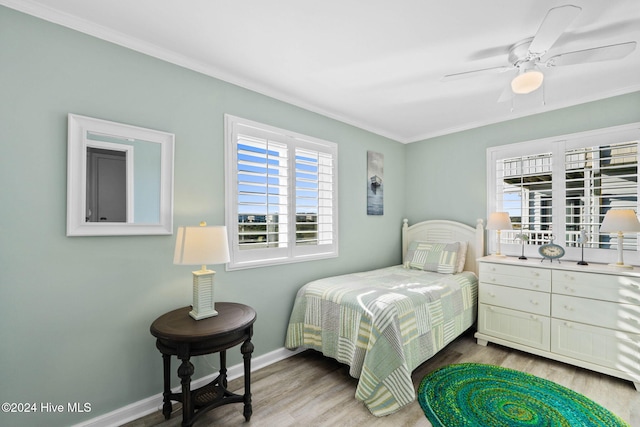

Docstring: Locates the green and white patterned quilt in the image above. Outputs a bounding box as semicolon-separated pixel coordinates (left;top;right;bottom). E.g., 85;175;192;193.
285;265;477;416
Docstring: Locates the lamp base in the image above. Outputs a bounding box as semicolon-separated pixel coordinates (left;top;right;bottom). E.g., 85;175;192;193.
189;307;218;320
493;253;507;258
189;269;219;320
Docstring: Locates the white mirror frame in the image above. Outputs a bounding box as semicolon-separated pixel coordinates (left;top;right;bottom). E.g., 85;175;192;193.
67;114;174;236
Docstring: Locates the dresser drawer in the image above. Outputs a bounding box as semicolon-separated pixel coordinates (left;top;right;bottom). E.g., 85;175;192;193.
552;270;640;305
552;294;640;334
480;283;550;316
480;262;551;292
478;303;550;351
552;318;640;376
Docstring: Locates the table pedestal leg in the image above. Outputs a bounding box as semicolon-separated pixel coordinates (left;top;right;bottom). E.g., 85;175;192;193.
161;354;172;419
241;338;254;421
178;357;195;427
219;350;227;388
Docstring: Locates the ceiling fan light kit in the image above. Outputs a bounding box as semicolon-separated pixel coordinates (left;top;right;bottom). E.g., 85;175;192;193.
442;4;637;101
511;69;544;94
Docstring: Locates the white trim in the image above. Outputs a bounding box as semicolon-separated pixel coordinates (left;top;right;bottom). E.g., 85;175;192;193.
0;0;400;143
71;346;305;427
407;85;640;143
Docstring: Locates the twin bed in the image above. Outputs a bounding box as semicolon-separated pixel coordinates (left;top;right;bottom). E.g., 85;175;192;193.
285;219;485;416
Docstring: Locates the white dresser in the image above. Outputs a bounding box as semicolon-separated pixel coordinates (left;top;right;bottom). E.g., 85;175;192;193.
475;255;640;390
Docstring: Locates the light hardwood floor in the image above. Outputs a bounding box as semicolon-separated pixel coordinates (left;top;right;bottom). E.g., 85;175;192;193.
125;330;640;426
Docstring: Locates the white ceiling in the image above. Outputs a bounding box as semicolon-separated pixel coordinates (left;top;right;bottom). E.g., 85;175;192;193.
5;0;640;142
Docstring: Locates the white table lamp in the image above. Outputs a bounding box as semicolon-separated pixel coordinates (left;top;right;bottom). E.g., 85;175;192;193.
600;209;640;268
174;222;230;319
487;212;513;257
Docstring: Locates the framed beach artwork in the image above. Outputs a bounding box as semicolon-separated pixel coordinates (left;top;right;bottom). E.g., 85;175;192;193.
367;151;383;215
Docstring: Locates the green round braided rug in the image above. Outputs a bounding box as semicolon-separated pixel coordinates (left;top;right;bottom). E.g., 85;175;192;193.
417;363;629;427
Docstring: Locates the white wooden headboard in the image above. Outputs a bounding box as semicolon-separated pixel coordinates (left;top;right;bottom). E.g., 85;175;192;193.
401;219;485;275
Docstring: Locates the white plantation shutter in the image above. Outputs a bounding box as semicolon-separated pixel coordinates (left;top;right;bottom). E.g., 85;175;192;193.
496;152;554;246
293;143;337;261
225;115;338;270
565;140;639;250
236;135;289;251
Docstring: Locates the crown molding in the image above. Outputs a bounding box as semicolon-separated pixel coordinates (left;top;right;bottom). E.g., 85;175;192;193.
3;1;638;145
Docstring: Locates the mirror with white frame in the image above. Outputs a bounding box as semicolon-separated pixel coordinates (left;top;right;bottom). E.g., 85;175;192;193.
67;114;174;236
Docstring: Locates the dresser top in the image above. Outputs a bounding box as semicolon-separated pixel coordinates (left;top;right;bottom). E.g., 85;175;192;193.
479;255;640;277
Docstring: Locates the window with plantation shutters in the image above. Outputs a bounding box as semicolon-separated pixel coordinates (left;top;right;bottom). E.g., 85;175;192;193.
225;115;338;270
487;123;640;263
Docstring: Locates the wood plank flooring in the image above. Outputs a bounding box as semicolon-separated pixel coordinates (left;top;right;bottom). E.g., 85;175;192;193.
125;330;640;426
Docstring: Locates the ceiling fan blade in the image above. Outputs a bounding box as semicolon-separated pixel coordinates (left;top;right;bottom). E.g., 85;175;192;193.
546;41;637;67
441;65;512;82
528;5;582;56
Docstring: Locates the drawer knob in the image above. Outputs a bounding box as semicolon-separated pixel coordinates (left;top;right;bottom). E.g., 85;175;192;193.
565;274;574;281
488;292;496;298
530;300;539;305
564;286;575;293
564;305;574;311
530;315;538;320
563;322;573;328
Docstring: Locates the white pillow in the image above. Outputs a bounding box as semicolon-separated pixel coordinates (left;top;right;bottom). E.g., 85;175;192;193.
456;241;468;273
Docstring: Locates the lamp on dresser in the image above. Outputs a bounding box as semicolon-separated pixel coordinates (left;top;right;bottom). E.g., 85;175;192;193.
600;209;640;268
486;212;512;257
174;222;230;319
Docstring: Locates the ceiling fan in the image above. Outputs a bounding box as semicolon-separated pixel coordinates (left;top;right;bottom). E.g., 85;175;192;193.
442;4;637;101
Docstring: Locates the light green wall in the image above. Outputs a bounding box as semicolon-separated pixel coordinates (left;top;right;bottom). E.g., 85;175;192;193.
405;92;640;228
0;7;405;426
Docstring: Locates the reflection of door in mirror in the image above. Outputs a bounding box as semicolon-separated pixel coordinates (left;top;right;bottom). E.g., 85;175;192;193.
86;148;127;222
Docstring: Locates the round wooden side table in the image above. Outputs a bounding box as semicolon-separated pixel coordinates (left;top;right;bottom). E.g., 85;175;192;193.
150;302;256;427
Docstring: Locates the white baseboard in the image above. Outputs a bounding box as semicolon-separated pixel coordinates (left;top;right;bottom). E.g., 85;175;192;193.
71;346;305;427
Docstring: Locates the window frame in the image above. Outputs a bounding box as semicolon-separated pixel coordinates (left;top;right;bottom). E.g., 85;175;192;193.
487;122;640;264
224;114;339;270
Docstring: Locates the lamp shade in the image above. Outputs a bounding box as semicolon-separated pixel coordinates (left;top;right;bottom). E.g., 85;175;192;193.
511;70;544;94
486;212;513;230
600;210;640;233
174;224;230;266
